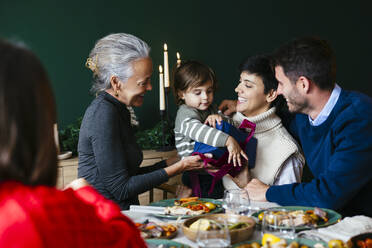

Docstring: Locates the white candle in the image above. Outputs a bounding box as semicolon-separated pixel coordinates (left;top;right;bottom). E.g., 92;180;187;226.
163;43;170;88
159;65;165;111
176;52;181;68
53;123;60;154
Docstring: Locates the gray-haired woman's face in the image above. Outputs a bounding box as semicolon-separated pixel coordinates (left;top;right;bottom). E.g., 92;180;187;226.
118;57;153;107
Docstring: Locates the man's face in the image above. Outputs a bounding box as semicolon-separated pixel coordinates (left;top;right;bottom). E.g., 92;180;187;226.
275;66;308;114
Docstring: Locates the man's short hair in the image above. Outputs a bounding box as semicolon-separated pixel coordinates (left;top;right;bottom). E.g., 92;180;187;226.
272;36;336;90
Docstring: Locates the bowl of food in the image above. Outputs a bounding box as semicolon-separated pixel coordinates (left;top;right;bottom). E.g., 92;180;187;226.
182;213;255;244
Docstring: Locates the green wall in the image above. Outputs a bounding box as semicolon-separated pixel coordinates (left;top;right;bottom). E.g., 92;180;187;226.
1;0;371;129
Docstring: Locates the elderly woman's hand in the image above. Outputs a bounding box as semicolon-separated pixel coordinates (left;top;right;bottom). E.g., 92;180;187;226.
180;154;210;171
164;154;212;176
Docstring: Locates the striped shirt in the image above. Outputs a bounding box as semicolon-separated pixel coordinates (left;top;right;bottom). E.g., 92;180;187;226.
174;104;229;158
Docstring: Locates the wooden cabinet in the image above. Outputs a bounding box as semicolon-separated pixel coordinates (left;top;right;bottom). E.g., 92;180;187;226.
57;150;180;205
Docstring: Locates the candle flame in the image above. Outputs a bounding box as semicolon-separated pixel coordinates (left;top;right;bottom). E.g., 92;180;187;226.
164;43;168;51
176;52;180;59
159;65;163;73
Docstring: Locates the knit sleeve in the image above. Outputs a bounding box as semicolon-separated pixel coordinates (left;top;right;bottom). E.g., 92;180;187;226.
138;160;167;174
175;105;229;147
91;103;169;202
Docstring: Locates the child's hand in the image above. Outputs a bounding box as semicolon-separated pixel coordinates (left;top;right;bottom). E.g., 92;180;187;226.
225;136;249;167
204;114;222;128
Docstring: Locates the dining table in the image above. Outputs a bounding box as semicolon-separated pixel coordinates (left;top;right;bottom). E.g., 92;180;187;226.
122;200;281;248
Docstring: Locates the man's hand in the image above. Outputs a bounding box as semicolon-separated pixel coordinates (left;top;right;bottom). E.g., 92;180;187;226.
244;178;269;202
218;100;237;116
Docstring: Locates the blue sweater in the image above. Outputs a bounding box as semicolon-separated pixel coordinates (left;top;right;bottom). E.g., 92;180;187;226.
266;90;372;216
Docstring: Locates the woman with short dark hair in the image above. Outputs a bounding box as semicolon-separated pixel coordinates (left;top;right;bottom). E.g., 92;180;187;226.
221;55;305;189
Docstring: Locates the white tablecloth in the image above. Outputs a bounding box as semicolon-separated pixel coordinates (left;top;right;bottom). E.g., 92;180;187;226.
122;201;280;248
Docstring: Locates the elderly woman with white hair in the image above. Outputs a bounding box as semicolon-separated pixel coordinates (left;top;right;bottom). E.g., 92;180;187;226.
78;33;206;210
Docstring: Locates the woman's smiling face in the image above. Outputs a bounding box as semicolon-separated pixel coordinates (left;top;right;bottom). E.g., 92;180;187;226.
235;71;272;117
119;57;153;107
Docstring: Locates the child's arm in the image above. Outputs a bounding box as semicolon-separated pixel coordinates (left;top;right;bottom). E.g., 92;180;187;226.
204;114;249;166
175;106;248;166
175;113;229;147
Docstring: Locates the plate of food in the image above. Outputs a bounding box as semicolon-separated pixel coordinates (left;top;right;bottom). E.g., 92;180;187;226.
252;206;342;231
347;232;372;248
136;220;178;239
149;197;223;219
233;235;328;248
146;239;191;248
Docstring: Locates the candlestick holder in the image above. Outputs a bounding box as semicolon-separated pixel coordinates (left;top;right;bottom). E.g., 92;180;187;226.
157;110;174;152
164;86;170;122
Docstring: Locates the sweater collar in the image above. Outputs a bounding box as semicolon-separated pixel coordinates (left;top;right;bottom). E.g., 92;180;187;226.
308;84;341;126
234;107;282;134
99;91;130;117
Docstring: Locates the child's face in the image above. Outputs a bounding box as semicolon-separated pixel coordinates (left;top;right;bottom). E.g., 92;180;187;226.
180;80;214;110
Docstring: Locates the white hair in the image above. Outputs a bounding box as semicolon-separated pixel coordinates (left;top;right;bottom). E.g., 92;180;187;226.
87;33;150;94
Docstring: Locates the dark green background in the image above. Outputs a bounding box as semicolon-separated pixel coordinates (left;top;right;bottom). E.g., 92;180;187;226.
1;1;371;129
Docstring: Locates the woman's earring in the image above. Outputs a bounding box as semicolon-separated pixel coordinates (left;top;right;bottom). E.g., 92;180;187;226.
115;91;119;97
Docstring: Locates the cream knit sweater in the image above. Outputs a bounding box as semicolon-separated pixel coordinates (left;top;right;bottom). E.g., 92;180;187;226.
223;107;304;188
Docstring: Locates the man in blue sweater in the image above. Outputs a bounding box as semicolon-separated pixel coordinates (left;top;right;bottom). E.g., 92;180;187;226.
221;37;372;216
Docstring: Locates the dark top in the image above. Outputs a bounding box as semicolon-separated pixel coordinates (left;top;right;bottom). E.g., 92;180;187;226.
267;90;372;217
78;92;169;210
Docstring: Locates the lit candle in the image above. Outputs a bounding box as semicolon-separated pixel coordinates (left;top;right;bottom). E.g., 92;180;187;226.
159;65;165;111
176;52;181;67
53;123;60;154
163;43;170;88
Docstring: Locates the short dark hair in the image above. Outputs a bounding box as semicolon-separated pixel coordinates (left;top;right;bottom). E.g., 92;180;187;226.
0;39;57;186
239;54;291;124
172;61;217;105
239;54;279;95
272;36;336;90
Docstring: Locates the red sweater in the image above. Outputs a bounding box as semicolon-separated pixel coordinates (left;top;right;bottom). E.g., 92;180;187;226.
0;181;147;248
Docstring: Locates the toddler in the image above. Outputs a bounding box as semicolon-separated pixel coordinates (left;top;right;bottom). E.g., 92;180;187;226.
173;61;247;198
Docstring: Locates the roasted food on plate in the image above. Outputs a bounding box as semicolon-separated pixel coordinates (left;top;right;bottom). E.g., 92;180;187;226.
136;220;177;239
262;207;328;227
164;197;217;216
